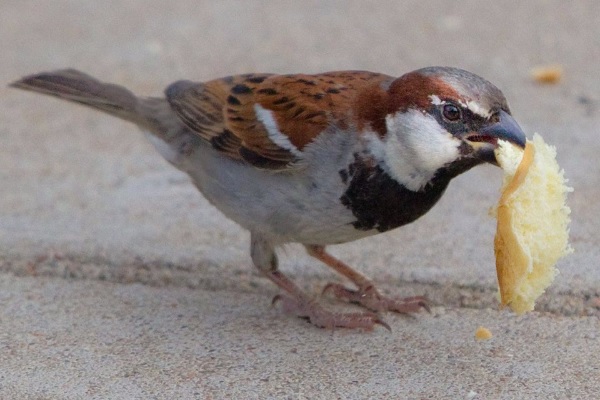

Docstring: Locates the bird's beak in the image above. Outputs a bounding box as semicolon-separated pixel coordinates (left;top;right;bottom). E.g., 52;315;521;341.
480;110;527;148
466;110;527;165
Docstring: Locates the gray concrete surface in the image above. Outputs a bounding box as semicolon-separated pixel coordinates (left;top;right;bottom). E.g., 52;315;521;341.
1;1;599;399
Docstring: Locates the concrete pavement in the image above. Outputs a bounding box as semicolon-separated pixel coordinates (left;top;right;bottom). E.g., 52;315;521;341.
1;1;599;398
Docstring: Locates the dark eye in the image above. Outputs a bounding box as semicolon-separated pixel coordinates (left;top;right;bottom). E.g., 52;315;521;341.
442;104;461;122
489;111;501;124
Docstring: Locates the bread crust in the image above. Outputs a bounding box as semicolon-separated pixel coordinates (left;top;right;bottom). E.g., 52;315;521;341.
495;143;535;309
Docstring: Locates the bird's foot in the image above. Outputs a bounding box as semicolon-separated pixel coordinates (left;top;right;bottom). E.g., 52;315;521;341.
272;294;390;331
322;283;430;314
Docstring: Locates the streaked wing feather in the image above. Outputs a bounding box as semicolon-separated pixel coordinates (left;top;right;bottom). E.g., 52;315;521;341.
166;71;394;169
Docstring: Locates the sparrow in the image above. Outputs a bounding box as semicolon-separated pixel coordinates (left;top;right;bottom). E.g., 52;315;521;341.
11;67;526;330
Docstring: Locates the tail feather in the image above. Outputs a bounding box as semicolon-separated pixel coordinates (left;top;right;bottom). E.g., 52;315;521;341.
10;69;141;124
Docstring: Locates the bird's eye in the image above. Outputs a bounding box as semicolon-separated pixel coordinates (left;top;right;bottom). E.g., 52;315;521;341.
442;104;461;122
489;111;501;124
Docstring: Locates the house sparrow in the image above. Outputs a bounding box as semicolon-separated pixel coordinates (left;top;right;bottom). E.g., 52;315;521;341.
11;67;526;330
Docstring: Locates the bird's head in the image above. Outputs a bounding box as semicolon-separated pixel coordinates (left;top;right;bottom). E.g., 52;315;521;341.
378;66;526;191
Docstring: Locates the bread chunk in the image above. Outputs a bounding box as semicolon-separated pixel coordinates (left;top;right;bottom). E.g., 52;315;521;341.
494;134;572;314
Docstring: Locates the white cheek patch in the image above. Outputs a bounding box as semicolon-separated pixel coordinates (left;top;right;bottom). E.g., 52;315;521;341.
382;110;461;191
254;104;302;157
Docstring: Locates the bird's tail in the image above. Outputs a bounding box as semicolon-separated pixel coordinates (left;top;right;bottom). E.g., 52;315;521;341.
10;69;143;125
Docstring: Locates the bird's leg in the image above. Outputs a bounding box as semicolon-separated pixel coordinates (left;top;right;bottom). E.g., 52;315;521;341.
305;245;429;314
251;234;389;330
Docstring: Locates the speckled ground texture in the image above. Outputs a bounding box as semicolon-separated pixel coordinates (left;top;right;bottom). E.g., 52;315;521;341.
1;1;599;399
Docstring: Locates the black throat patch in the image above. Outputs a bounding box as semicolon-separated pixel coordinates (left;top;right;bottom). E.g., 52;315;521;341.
339;153;480;232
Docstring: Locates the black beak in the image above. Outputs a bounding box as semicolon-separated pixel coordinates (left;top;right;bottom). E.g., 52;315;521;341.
480;110;527;148
469;110;527;165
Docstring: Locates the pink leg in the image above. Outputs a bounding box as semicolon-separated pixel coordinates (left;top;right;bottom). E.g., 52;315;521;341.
252;234;388;330
267;271;389;331
306;245;429;314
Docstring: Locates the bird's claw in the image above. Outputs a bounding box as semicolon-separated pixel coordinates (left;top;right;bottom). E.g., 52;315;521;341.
322;282;430;314
271;294;390;331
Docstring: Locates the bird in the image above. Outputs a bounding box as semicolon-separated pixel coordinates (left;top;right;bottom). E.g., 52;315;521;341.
10;67;526;330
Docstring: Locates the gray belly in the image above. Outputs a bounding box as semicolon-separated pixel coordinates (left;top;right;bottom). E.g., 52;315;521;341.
175;134;371;245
